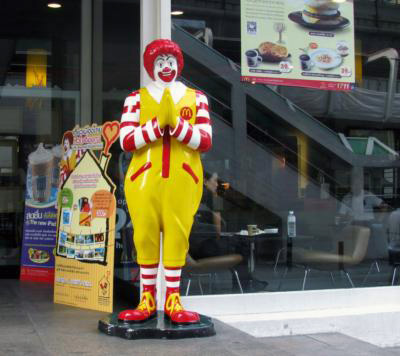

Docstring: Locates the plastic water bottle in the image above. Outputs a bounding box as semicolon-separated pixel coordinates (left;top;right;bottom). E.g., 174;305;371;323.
287;211;296;238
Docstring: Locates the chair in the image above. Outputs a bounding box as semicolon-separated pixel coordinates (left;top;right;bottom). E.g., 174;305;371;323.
388;241;400;285
279;225;370;290
385;210;400;285
183;254;244;295
362;223;388;285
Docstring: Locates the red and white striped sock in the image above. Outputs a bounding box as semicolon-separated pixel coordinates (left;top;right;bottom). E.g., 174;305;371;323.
164;266;182;294
140;264;158;294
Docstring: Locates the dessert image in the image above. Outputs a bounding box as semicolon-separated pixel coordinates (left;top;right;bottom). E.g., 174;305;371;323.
336;40;349;56
258;42;289;62
28;248;50;263
289;0;350;30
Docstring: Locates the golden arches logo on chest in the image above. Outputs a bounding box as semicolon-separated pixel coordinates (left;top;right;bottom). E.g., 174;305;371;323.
180;107;193;120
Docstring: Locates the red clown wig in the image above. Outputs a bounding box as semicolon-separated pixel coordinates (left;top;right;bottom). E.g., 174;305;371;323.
143;39;184;80
63;131;73;146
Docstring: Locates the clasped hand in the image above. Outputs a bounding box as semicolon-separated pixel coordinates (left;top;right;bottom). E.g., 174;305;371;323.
158;88;177;130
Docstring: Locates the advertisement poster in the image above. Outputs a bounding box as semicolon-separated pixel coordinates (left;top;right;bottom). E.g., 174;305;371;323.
54;122;119;313
241;0;355;91
20;143;62;283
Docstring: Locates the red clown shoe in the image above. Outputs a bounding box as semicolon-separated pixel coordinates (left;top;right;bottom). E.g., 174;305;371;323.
118;287;157;322
164;288;200;324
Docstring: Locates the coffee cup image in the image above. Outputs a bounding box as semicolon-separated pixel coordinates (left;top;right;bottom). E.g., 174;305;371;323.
299;54;313;71
245;49;262;67
28;248;50;263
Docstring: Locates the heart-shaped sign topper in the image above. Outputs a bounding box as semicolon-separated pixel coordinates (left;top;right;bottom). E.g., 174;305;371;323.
102;121;120;155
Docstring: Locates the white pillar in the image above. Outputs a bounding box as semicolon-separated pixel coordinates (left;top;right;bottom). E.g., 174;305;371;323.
140;0;171;310
140;0;171;86
80;0;93;126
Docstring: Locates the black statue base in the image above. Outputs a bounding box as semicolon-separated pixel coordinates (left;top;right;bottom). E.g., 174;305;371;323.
98;312;216;340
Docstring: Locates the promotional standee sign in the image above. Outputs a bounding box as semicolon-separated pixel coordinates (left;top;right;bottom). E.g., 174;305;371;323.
54;122;120;313
241;0;355;91
20;143;62;283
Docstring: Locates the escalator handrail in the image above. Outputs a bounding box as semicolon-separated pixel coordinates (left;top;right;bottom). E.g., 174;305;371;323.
184;72;342;201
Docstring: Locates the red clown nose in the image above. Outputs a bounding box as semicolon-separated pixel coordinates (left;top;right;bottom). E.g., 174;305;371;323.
143;39;184;81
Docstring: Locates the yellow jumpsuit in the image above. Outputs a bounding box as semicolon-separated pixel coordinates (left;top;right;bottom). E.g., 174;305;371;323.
124;87;203;267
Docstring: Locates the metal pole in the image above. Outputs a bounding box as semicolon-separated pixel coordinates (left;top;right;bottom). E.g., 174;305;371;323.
92;0;103;124
80;0;93;126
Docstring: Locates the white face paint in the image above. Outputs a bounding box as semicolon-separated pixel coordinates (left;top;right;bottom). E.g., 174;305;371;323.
64;139;70;152
153;55;178;87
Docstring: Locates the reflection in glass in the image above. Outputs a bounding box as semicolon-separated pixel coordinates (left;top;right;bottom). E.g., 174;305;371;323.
171;0;400;295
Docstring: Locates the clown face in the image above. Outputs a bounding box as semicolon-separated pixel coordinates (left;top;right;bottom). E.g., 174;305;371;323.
64;138;71;152
153;55;178;86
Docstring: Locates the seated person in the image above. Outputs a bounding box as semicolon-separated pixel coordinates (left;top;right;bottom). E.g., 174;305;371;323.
190;172;224;259
388;209;400;243
338;181;388;226
189;172;267;292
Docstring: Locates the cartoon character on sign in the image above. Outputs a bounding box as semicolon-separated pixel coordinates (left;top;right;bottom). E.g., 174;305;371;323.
78;197;91;226
60;131;77;179
118;39;212;324
60;131;85;186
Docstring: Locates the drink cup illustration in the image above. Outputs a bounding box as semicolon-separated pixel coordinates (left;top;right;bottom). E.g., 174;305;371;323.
29;143;53;203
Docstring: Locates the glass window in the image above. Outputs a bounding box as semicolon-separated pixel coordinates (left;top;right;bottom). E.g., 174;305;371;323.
0;0;81;275
172;0;400;295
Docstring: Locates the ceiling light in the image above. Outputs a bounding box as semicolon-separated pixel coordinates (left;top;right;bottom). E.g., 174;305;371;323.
48;3;62;8
171;11;184;15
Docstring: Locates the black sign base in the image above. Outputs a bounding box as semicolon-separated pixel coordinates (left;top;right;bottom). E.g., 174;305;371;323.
98;312;216;340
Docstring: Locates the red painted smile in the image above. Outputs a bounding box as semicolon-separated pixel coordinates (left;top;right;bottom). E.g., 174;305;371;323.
158;69;176;83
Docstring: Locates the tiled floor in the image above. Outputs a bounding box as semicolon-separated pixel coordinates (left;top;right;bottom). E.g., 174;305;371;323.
1;280;400;356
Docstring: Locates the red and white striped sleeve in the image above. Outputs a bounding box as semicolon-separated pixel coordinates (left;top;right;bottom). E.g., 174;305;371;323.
119;91;163;152
170;90;212;152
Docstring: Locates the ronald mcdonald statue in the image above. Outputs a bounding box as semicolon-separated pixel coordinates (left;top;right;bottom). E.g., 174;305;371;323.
118;39;212;324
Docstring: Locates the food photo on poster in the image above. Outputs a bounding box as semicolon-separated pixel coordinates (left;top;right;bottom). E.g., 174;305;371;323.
241;0;355;90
